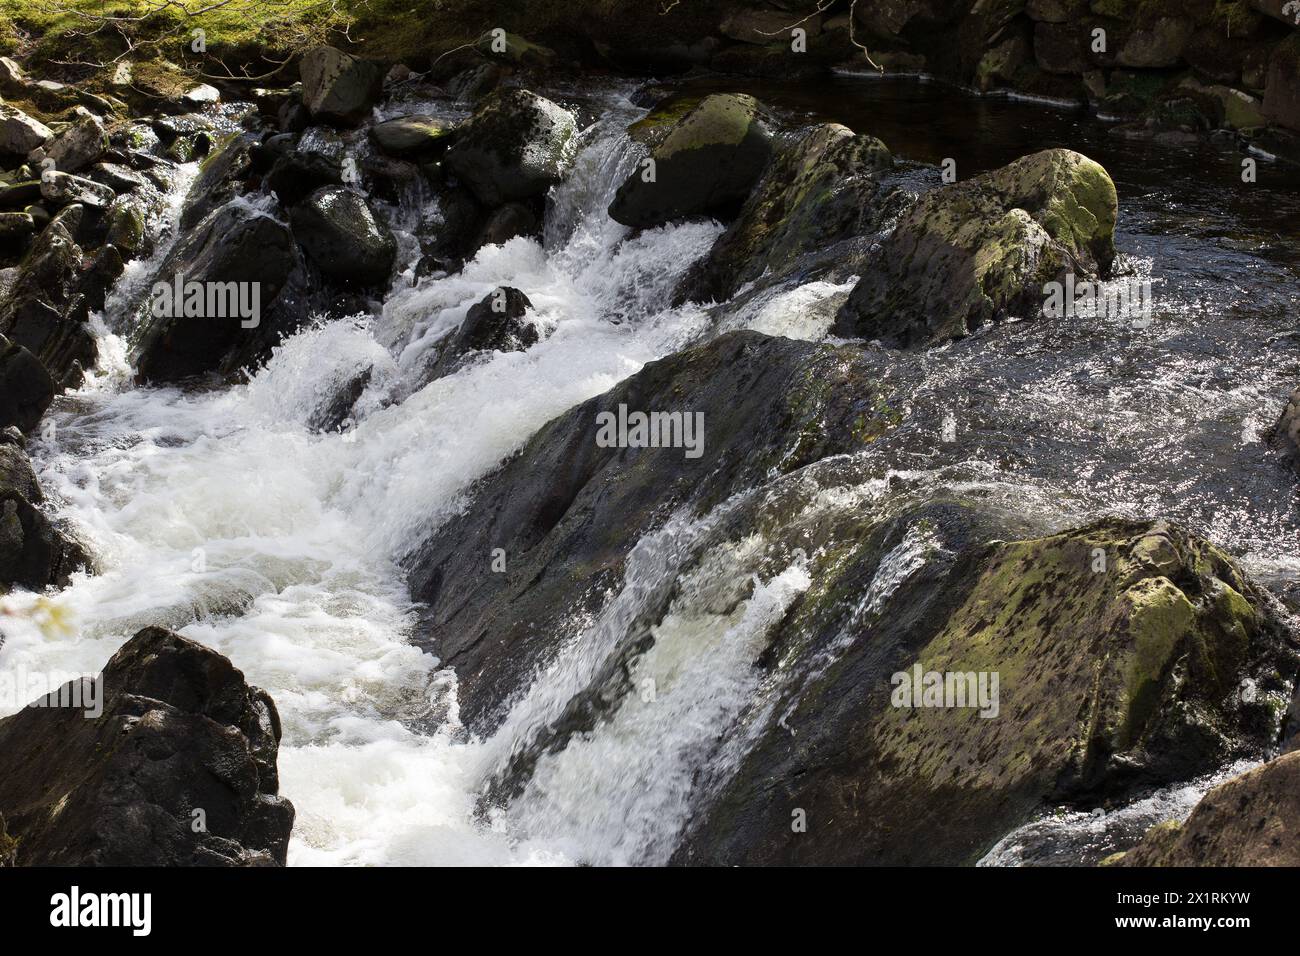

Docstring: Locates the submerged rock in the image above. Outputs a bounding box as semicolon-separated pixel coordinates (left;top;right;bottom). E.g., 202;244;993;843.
300;45;383;126
1115;750;1300;866
609;93;775;229
833;148;1118;346
418;286;538;388
676;122;893;304
0;626;294;865
289;185;396;287
444;89;577;206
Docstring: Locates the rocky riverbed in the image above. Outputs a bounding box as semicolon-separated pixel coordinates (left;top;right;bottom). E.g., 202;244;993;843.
0;1;1297;867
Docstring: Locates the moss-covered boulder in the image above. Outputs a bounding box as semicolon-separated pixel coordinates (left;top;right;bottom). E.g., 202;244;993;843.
833;148;1118;347
1115;750;1300;865
608;93;775;229
370;113;455;158
676;123;893;304
674;515;1298;865
444;89;577;207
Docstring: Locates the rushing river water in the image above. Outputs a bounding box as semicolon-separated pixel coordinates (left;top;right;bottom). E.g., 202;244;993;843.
0;74;1296;865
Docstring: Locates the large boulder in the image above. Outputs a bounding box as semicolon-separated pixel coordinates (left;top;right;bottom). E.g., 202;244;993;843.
609;93;775;229
674;515;1298;865
833;148;1118;346
0;105;52;156
0;627;294;866
444;90;577;206
265;126;345;207
407;331;901;728
1116;751;1300;866
289;186;396;287
0;442;86;589
0;334;53;433
300;46;383;126
676;122;893;304
131;204;305;383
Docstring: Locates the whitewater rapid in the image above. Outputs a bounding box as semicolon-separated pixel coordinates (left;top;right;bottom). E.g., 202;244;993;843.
0;93;853;865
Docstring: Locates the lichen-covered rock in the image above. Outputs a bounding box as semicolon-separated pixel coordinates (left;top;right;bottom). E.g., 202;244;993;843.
833;148;1118;346
300;46;383;126
1116;750;1300;865
0;105;52;156
0;626;294;866
675;515;1299;865
38;170;114;209
43;108;107;172
444;89;577;206
609;93;775;229
289;185;396;287
370;114;455;158
0;442;86;589
676;122;893;304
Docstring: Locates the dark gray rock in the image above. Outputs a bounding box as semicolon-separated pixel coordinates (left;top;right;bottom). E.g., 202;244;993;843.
444;89;577;206
0;442;86;588
289;185;396;287
0;332;53;433
132;203;305;383
300;46;383;126
0;626;294;866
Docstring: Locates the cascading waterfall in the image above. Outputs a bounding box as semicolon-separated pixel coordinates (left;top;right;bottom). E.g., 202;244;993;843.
0;92;857;866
